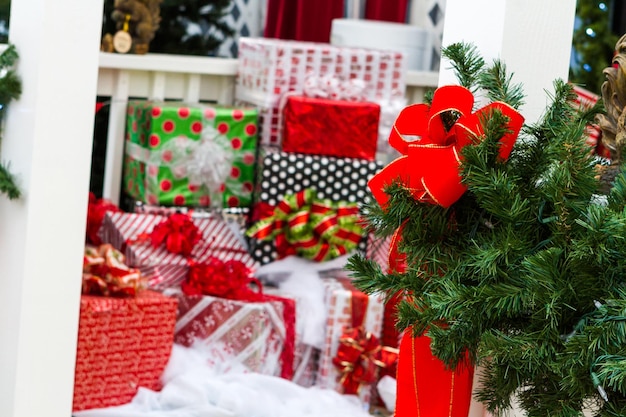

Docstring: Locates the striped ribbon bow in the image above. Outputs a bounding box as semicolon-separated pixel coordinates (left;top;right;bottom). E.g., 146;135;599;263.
246;189;365;262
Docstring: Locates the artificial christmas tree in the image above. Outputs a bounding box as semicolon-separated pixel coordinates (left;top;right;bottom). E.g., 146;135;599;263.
348;41;626;416
570;0;618;95
149;0;234;56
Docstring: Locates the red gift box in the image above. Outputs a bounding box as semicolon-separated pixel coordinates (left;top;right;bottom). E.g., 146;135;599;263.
72;290;178;411
169;289;296;379
316;272;385;405
281;95;380;160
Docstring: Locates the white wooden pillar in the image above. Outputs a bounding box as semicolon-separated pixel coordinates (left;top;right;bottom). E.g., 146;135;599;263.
0;0;103;416
439;0;577;124
439;2;576;416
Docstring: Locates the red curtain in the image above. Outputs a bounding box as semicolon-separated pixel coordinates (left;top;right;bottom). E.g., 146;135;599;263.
264;0;345;43
365;0;409;23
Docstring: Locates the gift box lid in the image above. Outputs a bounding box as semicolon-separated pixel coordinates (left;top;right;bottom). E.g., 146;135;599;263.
330;18;432;71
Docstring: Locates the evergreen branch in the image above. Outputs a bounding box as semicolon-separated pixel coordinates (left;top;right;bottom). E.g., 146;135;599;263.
478;59;525;110
608;166;626;211
0;70;22;108
359;198;398;238
0;44;21;200
596;355;626;395
395;298;430;334
358;39;626;415
0;162;20;199
0;44;18;69
422;88;434;105
574;92;605;125
441;42;486;92
528;80;578;143
347;254;400;299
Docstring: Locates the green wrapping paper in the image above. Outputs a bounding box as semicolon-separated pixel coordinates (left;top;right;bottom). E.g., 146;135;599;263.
123;101;258;208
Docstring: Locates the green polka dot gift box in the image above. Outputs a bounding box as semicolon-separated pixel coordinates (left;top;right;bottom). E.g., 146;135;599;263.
123;101;259;208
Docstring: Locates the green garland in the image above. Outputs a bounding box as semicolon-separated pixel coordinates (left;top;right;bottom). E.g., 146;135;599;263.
0;44;21;199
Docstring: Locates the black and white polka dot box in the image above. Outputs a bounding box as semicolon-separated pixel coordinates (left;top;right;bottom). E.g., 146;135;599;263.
248;149;383;265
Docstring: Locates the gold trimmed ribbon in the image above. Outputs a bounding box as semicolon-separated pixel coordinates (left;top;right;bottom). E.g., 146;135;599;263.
246;189;364;262
368;85;524;274
332;326;399;395
369;85;524;210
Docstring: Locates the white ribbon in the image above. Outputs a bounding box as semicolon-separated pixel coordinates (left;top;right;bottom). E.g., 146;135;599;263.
302;71;367;102
186;124;234;194
125;115;237;207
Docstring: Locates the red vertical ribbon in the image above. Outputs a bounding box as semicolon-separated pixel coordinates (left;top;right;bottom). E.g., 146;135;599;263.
337;277;369;329
264;293;296;380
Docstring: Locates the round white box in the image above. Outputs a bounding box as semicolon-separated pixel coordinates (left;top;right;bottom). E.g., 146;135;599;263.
330;18;432;71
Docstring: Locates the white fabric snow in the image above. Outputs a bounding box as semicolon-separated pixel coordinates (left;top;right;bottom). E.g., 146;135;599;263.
74;338;372;417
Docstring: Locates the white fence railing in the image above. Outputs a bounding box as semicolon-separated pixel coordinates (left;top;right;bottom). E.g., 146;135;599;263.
97;52;439;204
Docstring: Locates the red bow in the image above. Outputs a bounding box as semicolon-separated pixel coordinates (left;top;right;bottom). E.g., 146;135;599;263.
181;258;264;302
369;85;524;209
147;212;202;257
333;327;399;395
86;192;120;245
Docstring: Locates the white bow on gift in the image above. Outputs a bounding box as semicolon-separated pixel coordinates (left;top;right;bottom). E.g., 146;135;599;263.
302;72;368;102
184;124;234;193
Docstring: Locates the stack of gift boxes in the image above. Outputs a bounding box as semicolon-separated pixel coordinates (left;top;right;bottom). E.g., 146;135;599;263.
74;37;405;413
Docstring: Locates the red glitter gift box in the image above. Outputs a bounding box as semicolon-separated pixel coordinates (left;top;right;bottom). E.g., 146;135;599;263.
281;96;380;160
72;290;178;411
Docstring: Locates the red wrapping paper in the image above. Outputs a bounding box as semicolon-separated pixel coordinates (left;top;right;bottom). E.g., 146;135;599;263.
72;290;178;411
170;289;296;380
316;273;384;405
281;96;380;160
395;330;474;417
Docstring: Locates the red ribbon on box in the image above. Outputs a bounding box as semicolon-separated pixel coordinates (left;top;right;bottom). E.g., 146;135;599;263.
86;192;121;246
181;257;296;380
332;278;398;395
182;258;263;302
148;212;202;257
368;85;524;272
132;212;202;257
